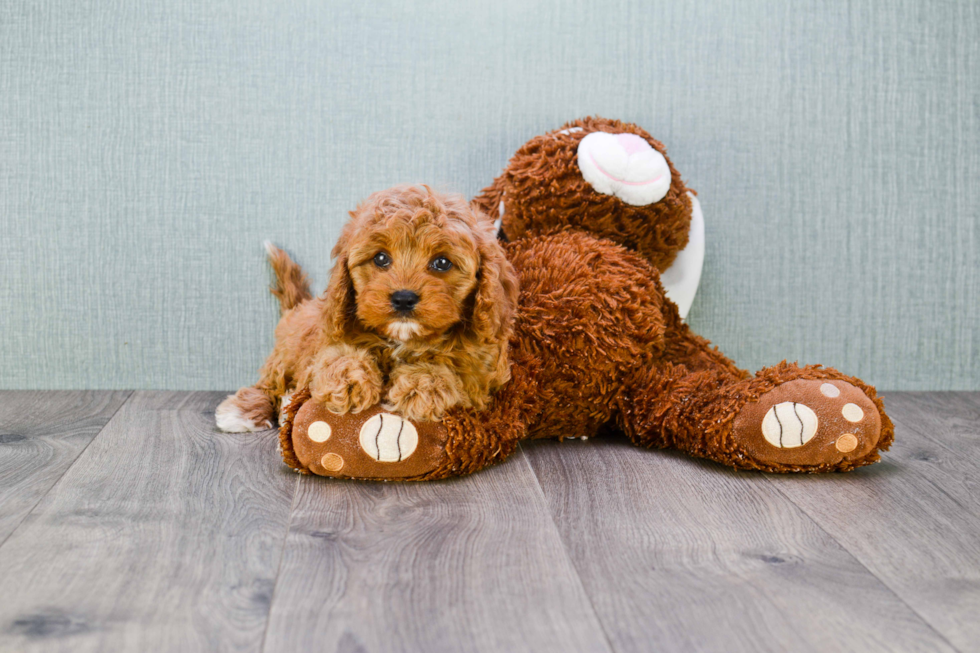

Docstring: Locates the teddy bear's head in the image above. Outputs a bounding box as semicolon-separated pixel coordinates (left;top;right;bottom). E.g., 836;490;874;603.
472;116;694;273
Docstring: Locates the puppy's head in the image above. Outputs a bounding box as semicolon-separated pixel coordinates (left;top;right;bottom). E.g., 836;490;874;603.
324;185;518;345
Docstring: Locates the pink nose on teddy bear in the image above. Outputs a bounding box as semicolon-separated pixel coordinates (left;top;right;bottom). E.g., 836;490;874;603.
616;132;652;156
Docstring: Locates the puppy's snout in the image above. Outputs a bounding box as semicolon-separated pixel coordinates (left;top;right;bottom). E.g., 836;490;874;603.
390;290;420;313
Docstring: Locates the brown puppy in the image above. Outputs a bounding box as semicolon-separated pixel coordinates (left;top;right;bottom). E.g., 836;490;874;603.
216;185;519;432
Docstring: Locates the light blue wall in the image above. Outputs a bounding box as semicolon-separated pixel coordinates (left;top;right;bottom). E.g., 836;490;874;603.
1;1;977;390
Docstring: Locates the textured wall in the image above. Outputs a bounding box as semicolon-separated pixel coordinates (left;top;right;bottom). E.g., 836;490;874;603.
1;0;977;391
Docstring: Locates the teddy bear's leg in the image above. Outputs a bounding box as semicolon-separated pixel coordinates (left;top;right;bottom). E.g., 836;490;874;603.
616;321;893;472
425;355;544;478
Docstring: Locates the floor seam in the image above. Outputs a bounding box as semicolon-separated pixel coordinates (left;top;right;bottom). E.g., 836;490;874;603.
259;472;301;653
517;442;618;653
887;409;980;521
886;397;980;457
0;389;135;552
761;473;962;652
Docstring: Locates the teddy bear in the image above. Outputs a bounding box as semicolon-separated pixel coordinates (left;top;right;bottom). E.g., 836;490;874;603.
278;117;893;481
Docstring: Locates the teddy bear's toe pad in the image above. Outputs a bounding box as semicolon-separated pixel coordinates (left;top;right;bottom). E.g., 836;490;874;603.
291;401;448;480
734;379;881;468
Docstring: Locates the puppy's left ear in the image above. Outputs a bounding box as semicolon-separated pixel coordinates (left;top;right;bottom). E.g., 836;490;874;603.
470;219;519;343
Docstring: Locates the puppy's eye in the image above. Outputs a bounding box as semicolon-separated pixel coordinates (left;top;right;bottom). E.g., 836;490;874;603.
373;252;392;268
429;256;453;272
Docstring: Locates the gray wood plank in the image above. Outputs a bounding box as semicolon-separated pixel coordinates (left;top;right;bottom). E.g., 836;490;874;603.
765;391;980;651
879;392;980;516
0;390;131;543
964;392;980;410
523;436;955;653
262;449;612;653
0;391;296;653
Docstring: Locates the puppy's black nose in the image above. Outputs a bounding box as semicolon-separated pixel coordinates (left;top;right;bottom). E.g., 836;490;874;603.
390;290;420;313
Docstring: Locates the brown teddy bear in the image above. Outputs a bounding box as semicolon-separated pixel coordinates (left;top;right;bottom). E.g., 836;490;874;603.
278;117;893;481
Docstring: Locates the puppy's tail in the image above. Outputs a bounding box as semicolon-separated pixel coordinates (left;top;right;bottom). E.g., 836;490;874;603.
264;241;313;314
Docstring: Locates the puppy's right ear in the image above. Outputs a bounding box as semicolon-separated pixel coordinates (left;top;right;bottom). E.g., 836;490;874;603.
322;227;357;340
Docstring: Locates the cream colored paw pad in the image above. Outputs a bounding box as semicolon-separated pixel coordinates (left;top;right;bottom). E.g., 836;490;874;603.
761;402;819;448
359;413;419;462
841;403;864;423
820;383;841;398
307;421;332;442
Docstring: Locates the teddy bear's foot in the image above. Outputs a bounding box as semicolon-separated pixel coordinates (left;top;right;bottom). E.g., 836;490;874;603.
286;397;450;480
732;379;882;471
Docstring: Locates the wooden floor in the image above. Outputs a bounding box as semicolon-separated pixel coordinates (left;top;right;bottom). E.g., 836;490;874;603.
0;391;977;652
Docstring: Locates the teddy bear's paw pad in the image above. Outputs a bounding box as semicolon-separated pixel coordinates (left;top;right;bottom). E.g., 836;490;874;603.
734;379;881;467
358;413;418;462
577;131;672;206
290;402;448;480
760;402;819;448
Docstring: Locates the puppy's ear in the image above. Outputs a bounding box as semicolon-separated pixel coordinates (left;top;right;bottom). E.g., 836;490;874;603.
323;225;357;340
470;219;519;343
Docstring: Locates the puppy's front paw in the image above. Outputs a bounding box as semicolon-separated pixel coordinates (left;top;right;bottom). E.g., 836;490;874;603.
387;367;464;422
310;355;383;414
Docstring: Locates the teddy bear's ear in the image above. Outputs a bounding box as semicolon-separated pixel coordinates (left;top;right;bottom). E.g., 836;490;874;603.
471;178;504;222
658;192;705;320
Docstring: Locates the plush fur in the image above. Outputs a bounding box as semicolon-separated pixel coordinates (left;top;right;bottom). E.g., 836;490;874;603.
271;116;894;480
217;185;518;429
472;116;694;273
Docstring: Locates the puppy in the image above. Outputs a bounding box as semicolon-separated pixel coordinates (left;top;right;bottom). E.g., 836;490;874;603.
215;185;519;432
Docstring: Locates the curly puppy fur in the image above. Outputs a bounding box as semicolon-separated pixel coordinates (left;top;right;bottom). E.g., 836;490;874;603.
216;185;519;431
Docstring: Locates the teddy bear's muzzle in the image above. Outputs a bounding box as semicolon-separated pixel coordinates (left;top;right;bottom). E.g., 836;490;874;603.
576;131;673;206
